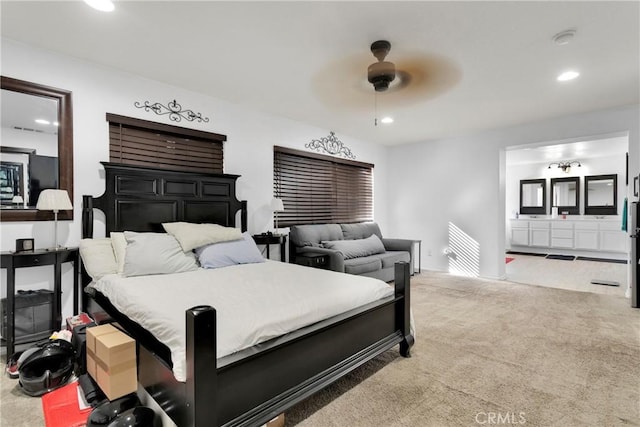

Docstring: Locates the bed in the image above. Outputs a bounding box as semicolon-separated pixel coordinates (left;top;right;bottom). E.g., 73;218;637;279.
81;162;414;427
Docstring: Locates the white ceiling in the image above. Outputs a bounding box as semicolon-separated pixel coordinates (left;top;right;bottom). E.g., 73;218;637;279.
1;1;638;147
505;136;628;166
1;89;59;135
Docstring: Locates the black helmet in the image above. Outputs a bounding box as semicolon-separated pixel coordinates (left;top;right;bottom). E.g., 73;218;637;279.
18;339;75;396
107;407;156;427
87;393;141;426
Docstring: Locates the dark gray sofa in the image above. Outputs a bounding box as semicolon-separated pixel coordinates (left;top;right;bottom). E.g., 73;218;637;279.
289;222;414;282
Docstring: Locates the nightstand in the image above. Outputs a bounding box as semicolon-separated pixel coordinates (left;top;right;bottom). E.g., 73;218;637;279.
295;252;329;269
0;247;79;356
252;233;287;262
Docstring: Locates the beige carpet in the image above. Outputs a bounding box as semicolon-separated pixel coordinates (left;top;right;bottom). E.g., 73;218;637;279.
2;272;639;427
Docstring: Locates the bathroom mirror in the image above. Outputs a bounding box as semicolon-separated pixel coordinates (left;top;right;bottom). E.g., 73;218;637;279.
0;76;73;221
585;174;617;215
551;177;580;215
519;179;546;215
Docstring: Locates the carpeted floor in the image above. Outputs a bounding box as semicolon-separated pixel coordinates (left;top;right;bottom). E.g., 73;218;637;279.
2;271;639;426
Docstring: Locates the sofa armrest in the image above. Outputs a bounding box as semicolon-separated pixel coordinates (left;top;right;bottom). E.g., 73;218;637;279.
382;238;414;253
297;246;345;272
382;238;415;273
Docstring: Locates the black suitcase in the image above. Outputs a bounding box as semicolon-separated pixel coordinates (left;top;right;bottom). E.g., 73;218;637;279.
72;322;97;375
1;289;54;341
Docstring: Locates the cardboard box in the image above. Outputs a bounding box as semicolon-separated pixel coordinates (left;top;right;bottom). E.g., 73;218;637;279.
86;324;118;379
264;414;285;427
86;324;137;400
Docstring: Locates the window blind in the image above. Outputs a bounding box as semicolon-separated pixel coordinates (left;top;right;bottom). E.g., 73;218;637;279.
107;113;225;174
273;146;373;227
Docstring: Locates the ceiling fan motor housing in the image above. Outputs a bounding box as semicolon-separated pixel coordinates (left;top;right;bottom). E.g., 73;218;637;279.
368;61;396;91
368;40;396;91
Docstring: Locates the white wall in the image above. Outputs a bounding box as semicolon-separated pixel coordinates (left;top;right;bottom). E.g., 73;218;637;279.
386;105;639;280
0;39;390;323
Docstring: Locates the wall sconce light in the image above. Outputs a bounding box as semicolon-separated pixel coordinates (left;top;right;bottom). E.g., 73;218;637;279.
548;161;581;173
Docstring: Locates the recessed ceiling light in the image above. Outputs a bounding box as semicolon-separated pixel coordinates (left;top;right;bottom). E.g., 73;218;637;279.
53;121;59;127
380;117;394;124
84;0;115;12
557;71;580;82
35;119;50;125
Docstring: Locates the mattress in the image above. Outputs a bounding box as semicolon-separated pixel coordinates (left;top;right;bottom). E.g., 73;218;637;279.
89;260;393;382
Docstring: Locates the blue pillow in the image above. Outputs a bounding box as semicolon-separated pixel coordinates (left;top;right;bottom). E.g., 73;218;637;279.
195;232;265;269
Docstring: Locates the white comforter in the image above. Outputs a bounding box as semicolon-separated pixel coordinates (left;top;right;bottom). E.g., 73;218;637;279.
90;261;393;382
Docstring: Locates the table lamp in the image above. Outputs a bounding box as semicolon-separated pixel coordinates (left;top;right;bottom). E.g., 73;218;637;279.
36;189;73;250
271;197;285;232
11;195;24;208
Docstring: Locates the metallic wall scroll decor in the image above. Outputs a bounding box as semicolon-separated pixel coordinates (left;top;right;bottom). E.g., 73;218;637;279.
134;99;210;123
305;132;356;159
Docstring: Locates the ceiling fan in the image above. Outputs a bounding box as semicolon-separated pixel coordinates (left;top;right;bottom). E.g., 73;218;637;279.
367;40;396;92
311;39;461;110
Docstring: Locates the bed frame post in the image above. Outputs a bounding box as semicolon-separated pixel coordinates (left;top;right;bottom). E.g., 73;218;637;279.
82;195;94;238
394;262;414;357
240;200;248;232
186;306;217;427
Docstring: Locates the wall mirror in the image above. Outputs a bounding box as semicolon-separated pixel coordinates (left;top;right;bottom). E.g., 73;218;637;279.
585;174;617;215
550;176;580;215
519;179;546;215
0;76;73;221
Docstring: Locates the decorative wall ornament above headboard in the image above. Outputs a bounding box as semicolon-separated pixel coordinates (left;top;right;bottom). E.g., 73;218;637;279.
305;132;356;159
134;99;210;123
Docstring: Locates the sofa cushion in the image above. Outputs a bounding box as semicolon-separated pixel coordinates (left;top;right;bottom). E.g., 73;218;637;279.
322;234;386;259
340;222;383;240
344;256;383;275
380;250;410;268
290;224;343;247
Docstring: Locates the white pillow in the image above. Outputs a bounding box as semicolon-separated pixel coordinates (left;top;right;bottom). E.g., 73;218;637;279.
123;232;198;277
79;238;118;281
195;232;265;269
110;232;127;273
162;222;242;251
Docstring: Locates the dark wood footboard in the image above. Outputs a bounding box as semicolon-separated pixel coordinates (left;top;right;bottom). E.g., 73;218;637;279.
183;261;413;427
91;262;413;427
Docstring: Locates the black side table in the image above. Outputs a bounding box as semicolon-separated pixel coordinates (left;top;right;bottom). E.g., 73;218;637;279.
1;247;79;356
295;252;329;269
252;234;287;262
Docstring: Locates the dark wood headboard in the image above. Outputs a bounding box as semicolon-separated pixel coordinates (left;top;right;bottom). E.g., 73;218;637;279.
82;162;247;238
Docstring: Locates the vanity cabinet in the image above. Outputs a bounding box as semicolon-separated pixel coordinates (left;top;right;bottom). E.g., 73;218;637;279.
574;222;599;250
511;221;529;246
530;221;550;247
599;221;627;252
510;218;626;255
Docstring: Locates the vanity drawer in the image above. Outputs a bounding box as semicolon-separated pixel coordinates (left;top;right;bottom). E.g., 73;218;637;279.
552;229;573;239
552;221;573;230
574;221;598;230
530;221;550;229
510;220;529;229
599;221;622;231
